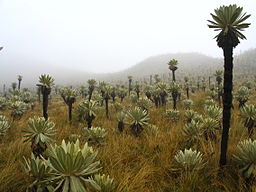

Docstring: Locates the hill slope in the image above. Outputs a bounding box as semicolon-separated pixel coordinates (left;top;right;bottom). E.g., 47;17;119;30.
1;49;256;88
105;48;256;81
109;52;221;81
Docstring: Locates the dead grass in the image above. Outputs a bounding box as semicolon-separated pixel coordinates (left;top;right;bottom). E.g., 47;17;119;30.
0;92;253;191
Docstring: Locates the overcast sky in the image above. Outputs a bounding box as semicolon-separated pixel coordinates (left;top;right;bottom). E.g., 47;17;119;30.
0;0;255;73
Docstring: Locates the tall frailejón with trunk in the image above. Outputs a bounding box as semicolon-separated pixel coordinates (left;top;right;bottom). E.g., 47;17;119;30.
168;59;178;82
208;4;250;167
37;74;54;120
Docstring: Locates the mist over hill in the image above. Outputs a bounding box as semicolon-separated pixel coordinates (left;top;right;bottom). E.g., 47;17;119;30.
1;48;256;89
234;48;256;72
0;56;101;88
107;52;221;82
102;48;256;82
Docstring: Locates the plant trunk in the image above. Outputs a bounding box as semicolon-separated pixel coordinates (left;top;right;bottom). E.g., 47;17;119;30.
118;121;124;132
160;95;166;106
87;116;94;129
128;80;132;96
88;92;92;101
18;80;21;90
131;124;142;137
105;98;109;119
112;96;115;102
100;91;104;106
87;120;92;129
145;92;151;100
172;92;177;110
32;141;47;158
136;91;140;99
173;98;177;110
68;102;72;122
172;71;176;82
186;88;189;99
219;46;233;167
154;97;160;108
42;92;49;120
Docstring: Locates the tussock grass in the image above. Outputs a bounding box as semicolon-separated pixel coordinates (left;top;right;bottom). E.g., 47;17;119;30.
0;91;254;191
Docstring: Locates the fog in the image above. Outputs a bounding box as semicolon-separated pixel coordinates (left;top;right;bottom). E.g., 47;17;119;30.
0;0;255;87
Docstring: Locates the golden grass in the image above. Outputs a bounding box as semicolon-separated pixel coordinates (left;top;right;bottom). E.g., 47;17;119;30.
0;92;253;191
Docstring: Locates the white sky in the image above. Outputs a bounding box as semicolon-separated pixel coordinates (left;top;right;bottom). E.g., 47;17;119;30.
0;0;255;73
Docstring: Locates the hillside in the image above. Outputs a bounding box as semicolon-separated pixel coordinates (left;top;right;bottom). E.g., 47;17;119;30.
106;48;256;81
1;49;256;88
108;52;221;81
